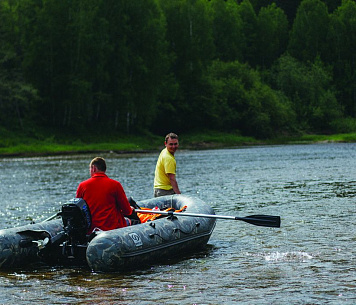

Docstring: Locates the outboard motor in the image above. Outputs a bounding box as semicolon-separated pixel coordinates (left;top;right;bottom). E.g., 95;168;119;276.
61;198;92;257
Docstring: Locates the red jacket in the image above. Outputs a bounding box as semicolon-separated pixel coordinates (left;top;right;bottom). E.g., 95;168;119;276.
76;173;132;233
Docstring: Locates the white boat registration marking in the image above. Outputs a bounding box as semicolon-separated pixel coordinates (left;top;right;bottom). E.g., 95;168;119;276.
129;233;143;247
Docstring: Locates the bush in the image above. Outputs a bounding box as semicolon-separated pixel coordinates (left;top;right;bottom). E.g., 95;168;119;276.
330;117;356;133
203;60;296;138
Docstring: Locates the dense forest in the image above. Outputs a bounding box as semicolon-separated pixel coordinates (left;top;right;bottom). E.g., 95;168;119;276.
0;0;355;139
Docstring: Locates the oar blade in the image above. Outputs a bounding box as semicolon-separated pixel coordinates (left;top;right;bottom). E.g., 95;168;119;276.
239;215;281;228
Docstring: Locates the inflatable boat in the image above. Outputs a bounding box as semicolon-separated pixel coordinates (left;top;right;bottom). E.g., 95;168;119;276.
0;195;216;272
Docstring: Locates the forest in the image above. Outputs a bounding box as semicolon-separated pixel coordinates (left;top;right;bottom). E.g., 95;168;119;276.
0;0;355;140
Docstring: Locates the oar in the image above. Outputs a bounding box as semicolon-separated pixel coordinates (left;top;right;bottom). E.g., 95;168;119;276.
134;209;281;228
41;212;61;223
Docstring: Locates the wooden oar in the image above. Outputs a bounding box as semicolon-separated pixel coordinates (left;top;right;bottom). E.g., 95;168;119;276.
134;209;281;228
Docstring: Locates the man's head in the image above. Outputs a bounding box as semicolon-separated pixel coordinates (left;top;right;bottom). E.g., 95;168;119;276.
165;132;179;155
90;157;106;176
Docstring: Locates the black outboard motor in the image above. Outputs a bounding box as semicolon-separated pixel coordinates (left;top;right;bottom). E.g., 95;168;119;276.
61;198;92;258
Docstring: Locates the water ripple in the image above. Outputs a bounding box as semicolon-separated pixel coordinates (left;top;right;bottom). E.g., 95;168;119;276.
0;144;356;304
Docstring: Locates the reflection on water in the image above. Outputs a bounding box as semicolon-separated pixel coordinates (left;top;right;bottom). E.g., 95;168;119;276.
0;143;356;304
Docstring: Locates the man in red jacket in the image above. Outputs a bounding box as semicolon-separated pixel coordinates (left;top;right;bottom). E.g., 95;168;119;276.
76;157;133;233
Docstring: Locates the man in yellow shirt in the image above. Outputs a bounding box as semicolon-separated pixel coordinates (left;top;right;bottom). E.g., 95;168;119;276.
153;133;181;197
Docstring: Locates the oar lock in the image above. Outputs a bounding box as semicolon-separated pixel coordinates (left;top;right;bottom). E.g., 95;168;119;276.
19;237;50;250
34;237;50;249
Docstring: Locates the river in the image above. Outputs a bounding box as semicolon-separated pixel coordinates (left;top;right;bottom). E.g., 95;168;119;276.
0;143;355;304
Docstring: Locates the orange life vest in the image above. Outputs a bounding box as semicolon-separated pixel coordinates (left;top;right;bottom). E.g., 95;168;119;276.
137;206;187;223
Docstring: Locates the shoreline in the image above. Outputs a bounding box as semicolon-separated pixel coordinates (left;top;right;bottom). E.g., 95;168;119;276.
1;132;355;158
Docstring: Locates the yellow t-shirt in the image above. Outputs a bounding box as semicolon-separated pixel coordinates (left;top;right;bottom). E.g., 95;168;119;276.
154;148;176;190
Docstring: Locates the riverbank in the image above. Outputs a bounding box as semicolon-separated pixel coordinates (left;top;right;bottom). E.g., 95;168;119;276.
1;130;356;157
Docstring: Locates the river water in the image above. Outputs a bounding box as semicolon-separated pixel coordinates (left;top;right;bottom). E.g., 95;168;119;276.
0;143;355;304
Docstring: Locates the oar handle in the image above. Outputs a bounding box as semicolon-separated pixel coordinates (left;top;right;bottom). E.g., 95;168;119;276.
41;212;61;223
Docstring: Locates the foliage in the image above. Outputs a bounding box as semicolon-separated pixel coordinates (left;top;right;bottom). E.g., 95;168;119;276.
156;0;215;133
255;3;289;68
236;0;258;65
0;0;355;142
203;60;296;138
272;54;342;131
288;0;330;62
0;1;39;130
327;0;356;116
16;0;170;133
330;117;356;133
209;0;244;62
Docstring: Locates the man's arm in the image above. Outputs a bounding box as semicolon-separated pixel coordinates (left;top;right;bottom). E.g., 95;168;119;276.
76;183;83;198
116;182;133;216
168;173;181;194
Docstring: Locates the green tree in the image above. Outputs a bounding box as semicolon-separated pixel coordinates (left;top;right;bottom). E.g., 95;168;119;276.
0;0;38;131
103;0;170;133
18;0;75;128
204;60;296;138
236;0;258;66
17;0;170;133
273;54;342;131
255;3;289;68
274;0;302;24
288;0;330;62
209;0;244;62
328;0;356;117
157;0;215;132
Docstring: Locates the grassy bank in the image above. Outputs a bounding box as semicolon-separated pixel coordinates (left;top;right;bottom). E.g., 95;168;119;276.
183;131;356;147
0;132;162;157
1;130;356;157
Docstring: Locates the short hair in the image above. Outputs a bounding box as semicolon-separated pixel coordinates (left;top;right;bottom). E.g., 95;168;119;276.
90;157;106;172
165;132;178;143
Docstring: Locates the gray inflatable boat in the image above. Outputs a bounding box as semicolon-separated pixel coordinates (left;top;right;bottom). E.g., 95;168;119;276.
0;195;216;272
